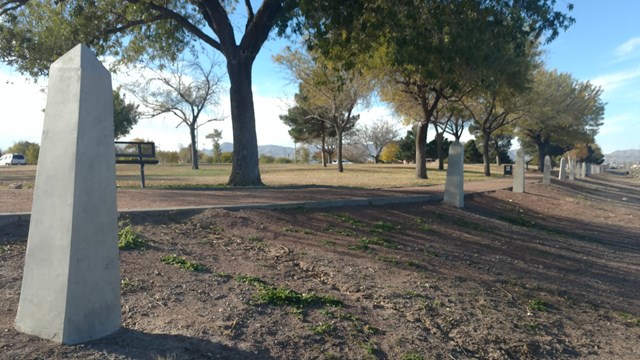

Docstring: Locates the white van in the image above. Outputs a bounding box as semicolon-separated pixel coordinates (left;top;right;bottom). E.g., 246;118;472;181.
0;153;27;165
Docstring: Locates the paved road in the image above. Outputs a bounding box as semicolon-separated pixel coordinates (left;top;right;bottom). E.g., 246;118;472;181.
0;175;541;215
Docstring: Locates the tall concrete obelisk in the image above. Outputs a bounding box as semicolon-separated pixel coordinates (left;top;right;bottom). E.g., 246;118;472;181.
443;141;464;208
15;44;120;345
542;156;551;185
513;149;525;193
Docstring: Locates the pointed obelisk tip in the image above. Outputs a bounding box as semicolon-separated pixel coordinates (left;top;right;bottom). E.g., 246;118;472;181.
50;43;108;73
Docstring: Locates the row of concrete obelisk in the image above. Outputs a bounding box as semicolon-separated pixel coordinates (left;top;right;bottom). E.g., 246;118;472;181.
557;157;603;181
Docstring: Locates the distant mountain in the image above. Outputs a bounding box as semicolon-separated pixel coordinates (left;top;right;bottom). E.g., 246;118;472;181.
201;143;295;159
605;149;640;164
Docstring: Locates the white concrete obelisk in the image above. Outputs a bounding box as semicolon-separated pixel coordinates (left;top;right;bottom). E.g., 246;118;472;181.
513;149;525;193
542;155;551;185
558;157;567;180
15;44;121;345
443;141;464;208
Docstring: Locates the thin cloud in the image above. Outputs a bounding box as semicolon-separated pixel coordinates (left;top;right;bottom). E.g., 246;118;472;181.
615;37;640;59
591;67;640;92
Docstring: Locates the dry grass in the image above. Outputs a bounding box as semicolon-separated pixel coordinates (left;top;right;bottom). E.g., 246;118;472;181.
0;163;505;189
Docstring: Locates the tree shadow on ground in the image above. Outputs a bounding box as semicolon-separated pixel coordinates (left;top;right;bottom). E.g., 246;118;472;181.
85;327;274;359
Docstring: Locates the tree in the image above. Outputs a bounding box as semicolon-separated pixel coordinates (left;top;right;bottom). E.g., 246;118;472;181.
0;1;300;186
205;129;224;163
275;48;374;172
397;130;417;164
426;137;451;163
464;140;484;164
300;0;573;179
357;118;400;164
130;58;223;170
279;89;336;167
516;69;605;171
113;87;140;139
380;142;400;163
6;141;40;164
464;86;525;176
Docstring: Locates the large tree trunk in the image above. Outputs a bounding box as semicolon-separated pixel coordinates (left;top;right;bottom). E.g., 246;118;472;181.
536;139;546;172
482;131;492;176
189;126;199;170
336;128;344;173
415;122;428;179
436;133;444;170
226;53;263;186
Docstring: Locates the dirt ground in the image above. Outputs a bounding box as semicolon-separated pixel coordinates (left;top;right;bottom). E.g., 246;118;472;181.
1;172;639;359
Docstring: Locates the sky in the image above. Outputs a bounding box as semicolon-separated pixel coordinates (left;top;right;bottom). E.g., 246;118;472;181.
0;1;638;155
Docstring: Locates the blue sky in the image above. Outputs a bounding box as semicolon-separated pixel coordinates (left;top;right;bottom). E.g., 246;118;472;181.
541;0;640;154
0;1;638;155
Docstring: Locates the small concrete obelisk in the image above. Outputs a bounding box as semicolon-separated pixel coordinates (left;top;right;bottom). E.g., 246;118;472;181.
558;157;567;180
15;44;120;345
443;141;464;208
513;149;525;193
542;155;551;185
569;158;575;180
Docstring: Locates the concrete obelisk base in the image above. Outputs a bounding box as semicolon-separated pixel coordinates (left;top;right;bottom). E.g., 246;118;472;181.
15;44;120;345
558;157;567;180
542;155;551;185
513;149;525;193
443;141;464;208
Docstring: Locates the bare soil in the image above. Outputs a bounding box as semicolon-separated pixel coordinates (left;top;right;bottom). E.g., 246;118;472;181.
1;173;639;359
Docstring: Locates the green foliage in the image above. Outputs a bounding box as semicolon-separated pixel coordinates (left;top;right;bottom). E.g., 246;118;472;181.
527;299;548;312
113;88;140;139
360;236;398;249
370;221;402;233
425;137;451;160
117;220;146;250
205;129;223;163
237;274;343;308
401;352;425;360
335;213;365;227
160;254;205;272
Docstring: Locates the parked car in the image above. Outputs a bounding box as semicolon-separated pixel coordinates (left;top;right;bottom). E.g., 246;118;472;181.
331;159;354;164
0;153;27;165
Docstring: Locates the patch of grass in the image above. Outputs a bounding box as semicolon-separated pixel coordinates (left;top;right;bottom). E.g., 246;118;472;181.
120;278;135;291
283;226;313;234
362;339;380;356
524;322;542;334
321;309;359;322
401;352;425;360
252;286;342;308
360;236;398;249
423;248;438;257
370;221;402;233
321;240;336;247
312;322;336;336
335;213;365;227
118;221;146;250
236;274;269;287
336;228;357;237
214;272;233;281
348;243;371;251
498;215;535;227
407;260;421;268
376;255;400;265
615;312;640;326
160;254;206;272
211;225;224;234
527;299;548;312
414;217;433;231
247;235;263;242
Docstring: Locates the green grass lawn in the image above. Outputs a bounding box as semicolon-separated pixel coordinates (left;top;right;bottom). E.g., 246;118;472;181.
0;163;505;189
